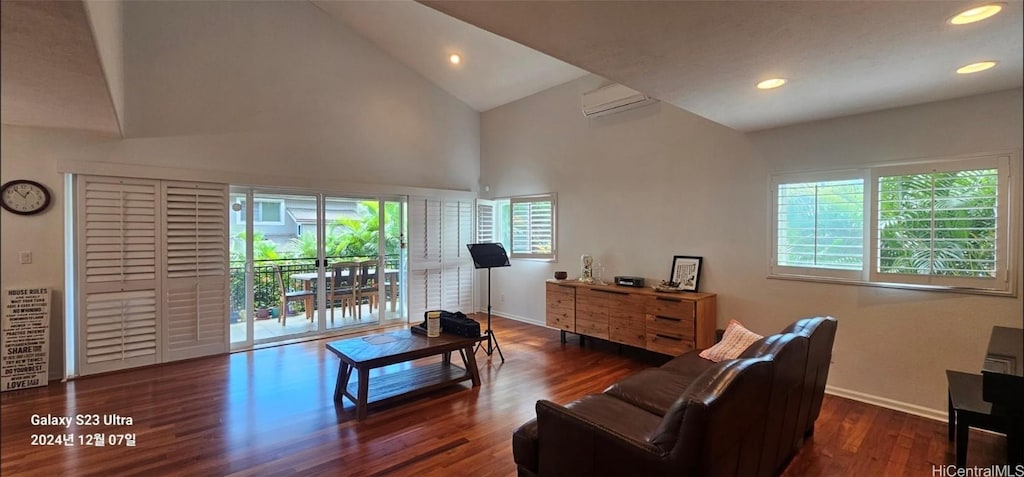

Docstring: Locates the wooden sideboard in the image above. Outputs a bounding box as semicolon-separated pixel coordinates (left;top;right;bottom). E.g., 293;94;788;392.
545;280;717;355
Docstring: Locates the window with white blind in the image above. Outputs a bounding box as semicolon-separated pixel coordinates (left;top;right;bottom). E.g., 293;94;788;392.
477;194;556;261
774;175;865;280
770;154;1015;294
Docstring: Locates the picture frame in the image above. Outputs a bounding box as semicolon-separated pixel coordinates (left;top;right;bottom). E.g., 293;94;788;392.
670;256;703;292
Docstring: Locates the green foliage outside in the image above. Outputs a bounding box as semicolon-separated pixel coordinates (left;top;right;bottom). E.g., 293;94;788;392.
777;180;864;270
878;169;997;277
777;170;998;279
229;201;402;314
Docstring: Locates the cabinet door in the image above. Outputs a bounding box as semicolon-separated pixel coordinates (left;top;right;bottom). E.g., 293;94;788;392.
575;288;615;340
545;283;576;332
608;294;645;347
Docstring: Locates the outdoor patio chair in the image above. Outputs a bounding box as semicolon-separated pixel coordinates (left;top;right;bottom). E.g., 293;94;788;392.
357;259;380;314
272;265;315;326
329;261;360;322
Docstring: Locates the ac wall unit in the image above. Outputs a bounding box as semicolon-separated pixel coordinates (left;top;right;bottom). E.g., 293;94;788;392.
581;83;657;118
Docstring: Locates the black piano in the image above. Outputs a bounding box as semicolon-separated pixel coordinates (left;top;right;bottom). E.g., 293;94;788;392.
981;326;1023;464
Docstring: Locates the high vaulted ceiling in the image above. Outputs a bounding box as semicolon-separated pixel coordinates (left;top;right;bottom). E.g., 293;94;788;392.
313;0;587;112
2;1;1020;135
1;0;120;136
423;0;1023;131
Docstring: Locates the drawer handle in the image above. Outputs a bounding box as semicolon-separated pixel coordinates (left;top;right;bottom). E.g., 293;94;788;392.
655;334;683;341
654;315;681;322
594;289;628;295
655;296;682;302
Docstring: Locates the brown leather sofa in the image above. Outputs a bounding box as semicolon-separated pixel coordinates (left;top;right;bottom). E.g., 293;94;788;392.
513;316;838;477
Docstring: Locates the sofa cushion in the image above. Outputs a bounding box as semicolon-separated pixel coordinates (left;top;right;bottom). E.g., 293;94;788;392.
699;319;763;362
559;394;664;443
605;369;701;416
658;349;718;377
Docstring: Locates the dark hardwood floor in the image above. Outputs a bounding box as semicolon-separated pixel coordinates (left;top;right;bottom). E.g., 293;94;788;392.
0;316;1006;476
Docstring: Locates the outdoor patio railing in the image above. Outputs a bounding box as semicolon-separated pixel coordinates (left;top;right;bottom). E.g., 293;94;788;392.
229;255;401;321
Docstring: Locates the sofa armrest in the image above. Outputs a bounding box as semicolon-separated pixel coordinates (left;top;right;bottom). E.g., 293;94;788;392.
535;399;666;475
512;418;539;475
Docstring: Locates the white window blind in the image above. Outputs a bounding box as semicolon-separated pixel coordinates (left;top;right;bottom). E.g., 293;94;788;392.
871;158;1008;290
75;176;230;376
770;153;1014;294
776;179;864;271
408;197;474;320
76;176;161;375
509;194;556;260
476;199;495;243
161;181;229;362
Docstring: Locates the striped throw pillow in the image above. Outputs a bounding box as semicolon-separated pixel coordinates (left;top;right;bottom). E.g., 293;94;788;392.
699;320;763;362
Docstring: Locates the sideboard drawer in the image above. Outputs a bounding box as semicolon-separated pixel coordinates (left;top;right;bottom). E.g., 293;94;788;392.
646;296;695;320
646;332;695;356
645;314;695;340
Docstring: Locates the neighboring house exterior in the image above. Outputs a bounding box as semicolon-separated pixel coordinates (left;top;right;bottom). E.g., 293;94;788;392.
231;196;361;247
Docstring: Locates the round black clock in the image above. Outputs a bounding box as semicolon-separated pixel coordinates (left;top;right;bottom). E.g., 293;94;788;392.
1;180;51;215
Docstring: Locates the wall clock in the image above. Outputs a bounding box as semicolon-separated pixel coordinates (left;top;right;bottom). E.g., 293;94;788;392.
1;180;51;215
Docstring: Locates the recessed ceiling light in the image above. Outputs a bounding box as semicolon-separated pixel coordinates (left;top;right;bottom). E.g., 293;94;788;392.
956;61;998;74
949;3;1004;25
449;53;462;65
756;78;787;90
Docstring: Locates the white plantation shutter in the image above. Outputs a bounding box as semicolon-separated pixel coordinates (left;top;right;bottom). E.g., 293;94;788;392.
161;182;229;361
776;179;864;270
510;194;556;259
476;199;495;243
77;176;161;375
869;156;1010;290
408;197;475;321
441;201;474;311
458;202;474;309
408;197;442;321
83;290;158;367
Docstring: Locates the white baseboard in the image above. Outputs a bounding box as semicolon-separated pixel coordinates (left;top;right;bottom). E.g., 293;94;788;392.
826;385;947;422
472;312;954;424
475;308;545;327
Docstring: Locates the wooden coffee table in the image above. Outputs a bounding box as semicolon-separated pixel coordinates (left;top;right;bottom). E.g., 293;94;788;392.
326;329;482;420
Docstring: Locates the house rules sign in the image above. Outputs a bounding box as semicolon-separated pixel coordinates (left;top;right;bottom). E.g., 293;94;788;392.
2;287;50;391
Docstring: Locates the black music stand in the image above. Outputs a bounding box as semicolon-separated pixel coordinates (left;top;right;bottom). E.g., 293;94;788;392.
467;243;510;362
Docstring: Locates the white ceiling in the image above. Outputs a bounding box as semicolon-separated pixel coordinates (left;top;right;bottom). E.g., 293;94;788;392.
422;0;1023;131
3;1;1019;135
312;0;587;112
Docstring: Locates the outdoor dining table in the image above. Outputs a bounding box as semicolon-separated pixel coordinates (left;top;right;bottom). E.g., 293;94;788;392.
288;268;400;316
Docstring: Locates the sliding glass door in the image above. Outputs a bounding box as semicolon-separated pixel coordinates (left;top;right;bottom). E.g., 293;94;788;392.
230;188;407;349
322;196;407;330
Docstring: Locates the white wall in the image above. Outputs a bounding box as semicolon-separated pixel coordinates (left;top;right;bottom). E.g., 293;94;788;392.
0;0;479;380
480;79;1023;416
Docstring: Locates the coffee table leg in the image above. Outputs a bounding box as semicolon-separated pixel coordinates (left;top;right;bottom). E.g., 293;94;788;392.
463;345;481;387
334;361;350;402
356;367;370;420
